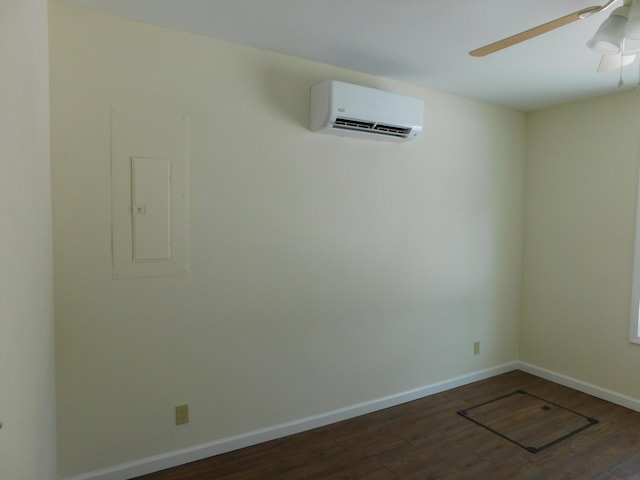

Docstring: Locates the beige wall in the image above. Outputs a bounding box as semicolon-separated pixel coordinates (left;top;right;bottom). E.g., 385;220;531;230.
0;0;56;479
522;91;640;397
50;2;525;477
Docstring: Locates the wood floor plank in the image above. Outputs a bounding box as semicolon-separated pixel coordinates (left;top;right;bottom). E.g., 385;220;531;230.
134;370;640;479
610;452;640;477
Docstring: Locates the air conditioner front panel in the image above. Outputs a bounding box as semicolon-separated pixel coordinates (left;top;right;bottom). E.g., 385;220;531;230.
310;80;423;142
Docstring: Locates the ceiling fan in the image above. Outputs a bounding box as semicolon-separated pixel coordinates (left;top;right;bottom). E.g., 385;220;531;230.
470;0;640;75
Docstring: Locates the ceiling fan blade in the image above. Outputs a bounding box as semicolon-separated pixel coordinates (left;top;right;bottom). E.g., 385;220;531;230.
469;5;604;57
597;53;636;72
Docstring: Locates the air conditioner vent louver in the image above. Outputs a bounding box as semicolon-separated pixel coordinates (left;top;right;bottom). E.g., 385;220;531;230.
334;118;375;130
334;118;411;138
310;81;423;143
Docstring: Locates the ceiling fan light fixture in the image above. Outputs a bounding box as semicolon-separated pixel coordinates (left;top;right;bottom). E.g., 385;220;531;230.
623;37;640;53
626;0;640;39
587;6;630;55
597;52;636;72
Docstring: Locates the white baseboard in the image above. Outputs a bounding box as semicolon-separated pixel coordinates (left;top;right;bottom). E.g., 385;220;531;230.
516;361;640;413
63;361;518;480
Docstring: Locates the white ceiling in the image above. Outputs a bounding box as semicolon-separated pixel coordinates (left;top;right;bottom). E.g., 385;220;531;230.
60;0;639;111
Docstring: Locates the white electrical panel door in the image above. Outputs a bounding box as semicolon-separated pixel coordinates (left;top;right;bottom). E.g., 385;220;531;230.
131;157;171;262
111;106;189;279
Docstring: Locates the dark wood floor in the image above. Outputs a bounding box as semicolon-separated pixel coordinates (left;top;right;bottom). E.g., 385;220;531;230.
134;370;640;479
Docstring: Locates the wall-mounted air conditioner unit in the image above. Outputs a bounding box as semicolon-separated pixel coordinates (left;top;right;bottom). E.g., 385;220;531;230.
309;80;423;143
